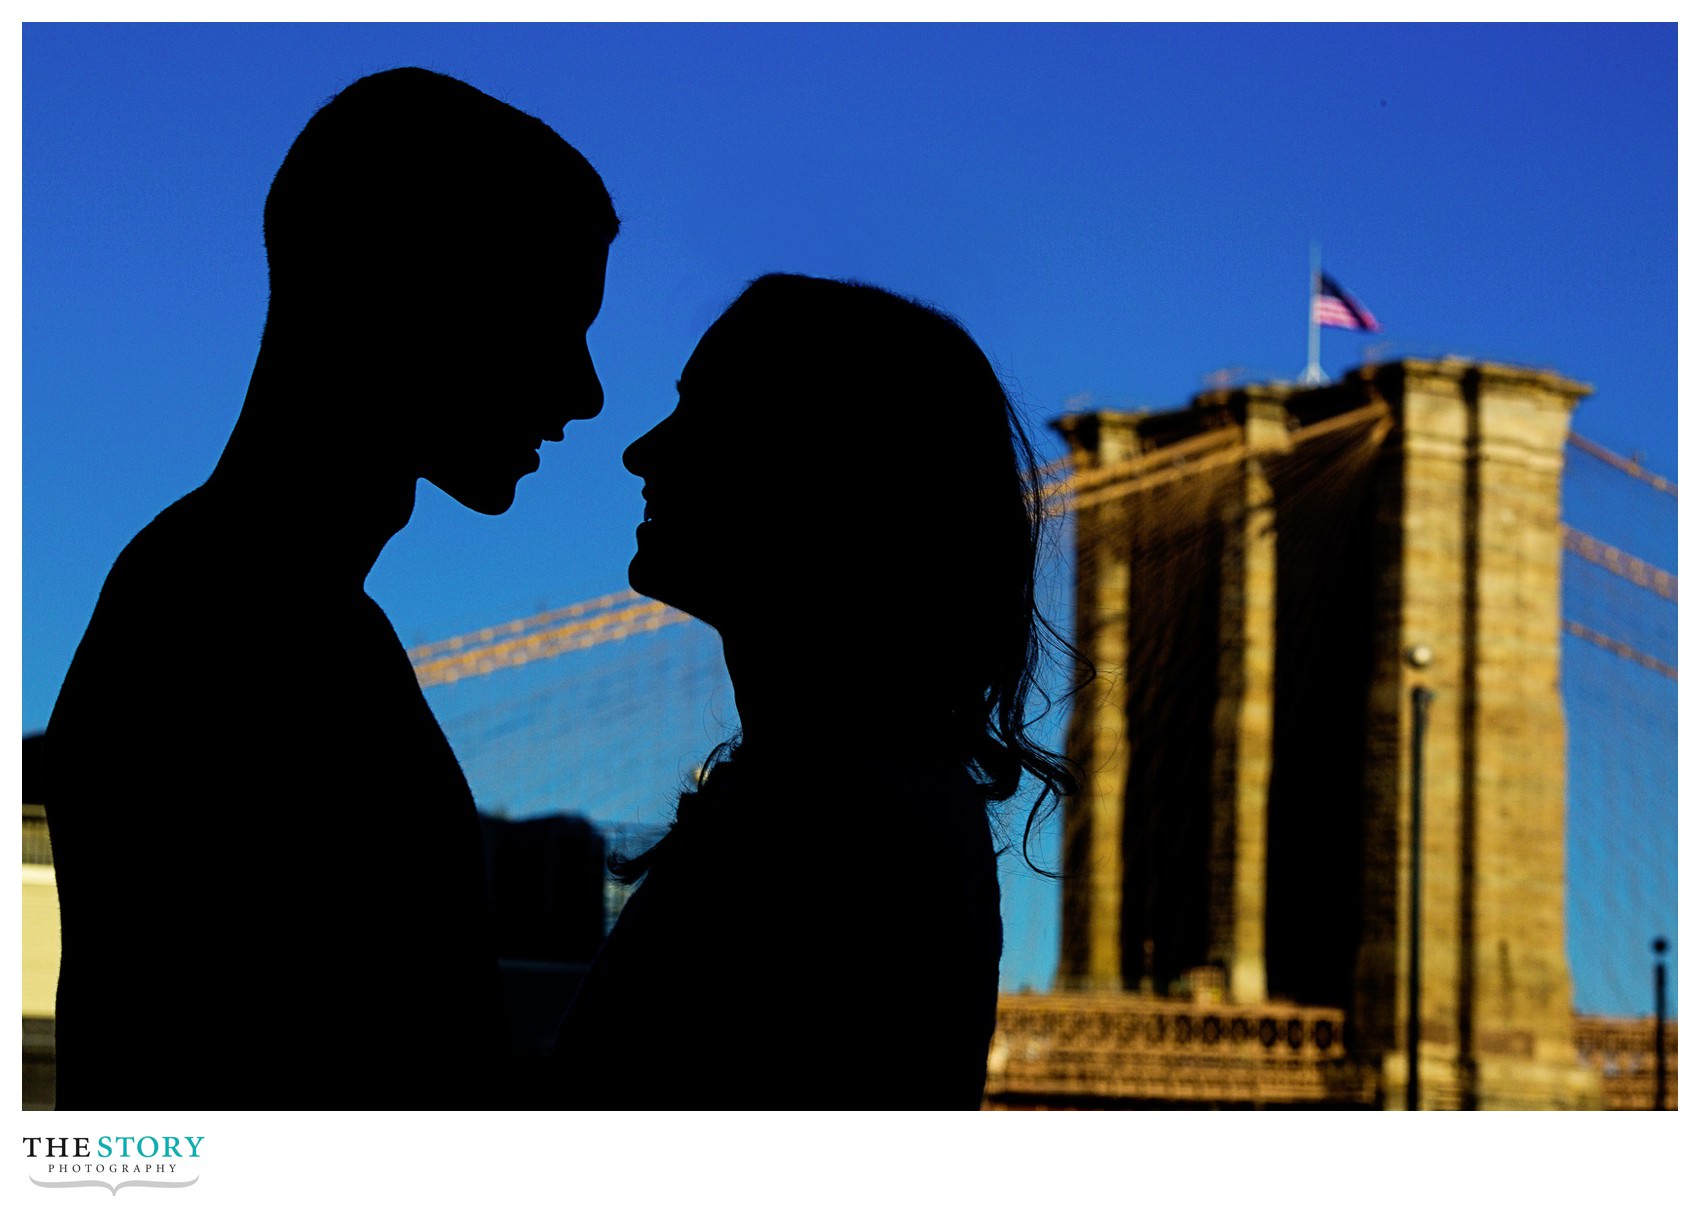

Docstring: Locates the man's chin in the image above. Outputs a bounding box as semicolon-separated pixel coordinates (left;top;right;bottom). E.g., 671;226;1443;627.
458;491;517;517
426;473;519;516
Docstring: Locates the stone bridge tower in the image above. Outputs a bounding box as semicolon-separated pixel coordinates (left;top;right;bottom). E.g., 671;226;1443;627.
1054;357;1603;1109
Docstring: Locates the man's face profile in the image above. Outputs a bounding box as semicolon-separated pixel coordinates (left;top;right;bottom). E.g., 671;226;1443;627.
255;67;620;518
412;237;610;515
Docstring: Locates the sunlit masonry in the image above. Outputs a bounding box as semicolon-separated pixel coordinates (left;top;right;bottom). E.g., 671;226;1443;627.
22;354;1675;1110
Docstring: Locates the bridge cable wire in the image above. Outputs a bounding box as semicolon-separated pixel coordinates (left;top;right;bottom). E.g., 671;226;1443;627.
408;420;1674;1017
412;428;1674;683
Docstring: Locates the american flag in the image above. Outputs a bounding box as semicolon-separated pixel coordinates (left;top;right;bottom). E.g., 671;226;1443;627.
1313;272;1381;331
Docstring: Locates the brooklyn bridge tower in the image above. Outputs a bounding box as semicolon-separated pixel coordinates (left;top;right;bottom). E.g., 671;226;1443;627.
1051;358;1603;1109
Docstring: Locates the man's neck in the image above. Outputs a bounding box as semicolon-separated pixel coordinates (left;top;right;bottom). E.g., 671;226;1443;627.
206;342;417;588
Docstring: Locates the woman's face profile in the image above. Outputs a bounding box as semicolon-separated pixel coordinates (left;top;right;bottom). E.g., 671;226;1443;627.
623;283;916;636
623;306;776;627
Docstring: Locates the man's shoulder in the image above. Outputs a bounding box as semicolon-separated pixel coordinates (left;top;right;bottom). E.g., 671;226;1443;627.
54;489;296;724
95;490;230;605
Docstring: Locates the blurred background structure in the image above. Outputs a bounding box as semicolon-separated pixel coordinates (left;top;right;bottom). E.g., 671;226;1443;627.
22;353;1675;1110
997;356;1675;1109
21;22;1676;1113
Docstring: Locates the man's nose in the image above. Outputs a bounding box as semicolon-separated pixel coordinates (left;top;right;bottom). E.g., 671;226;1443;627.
564;355;604;423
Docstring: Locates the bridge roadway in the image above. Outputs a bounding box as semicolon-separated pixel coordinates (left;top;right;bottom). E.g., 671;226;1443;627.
21;797;1679;1110
983;992;1677;1110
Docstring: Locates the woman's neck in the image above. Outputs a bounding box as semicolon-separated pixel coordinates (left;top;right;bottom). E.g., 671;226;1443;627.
721;630;956;763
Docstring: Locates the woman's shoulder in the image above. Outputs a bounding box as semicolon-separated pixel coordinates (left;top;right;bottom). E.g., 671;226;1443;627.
731;750;991;841
780;757;998;923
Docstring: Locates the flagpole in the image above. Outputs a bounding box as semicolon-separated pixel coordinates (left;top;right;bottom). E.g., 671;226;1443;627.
1300;241;1326;385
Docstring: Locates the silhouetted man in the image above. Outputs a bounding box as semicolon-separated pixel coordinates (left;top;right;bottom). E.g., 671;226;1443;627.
45;68;617;1108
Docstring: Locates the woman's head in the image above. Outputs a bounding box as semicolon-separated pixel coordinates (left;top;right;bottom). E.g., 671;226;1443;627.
623;274;1077;831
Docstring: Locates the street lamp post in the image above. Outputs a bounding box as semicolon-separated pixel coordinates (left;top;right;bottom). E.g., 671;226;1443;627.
1653;936;1669;1111
1405;644;1434;1111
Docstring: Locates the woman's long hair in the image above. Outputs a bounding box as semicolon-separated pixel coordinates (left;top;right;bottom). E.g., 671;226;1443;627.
615;274;1086;879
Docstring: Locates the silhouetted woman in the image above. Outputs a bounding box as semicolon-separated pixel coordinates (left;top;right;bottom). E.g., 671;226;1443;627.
551;274;1076;1109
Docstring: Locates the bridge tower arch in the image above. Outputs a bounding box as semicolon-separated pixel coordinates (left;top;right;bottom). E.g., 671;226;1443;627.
1054;357;1604;1109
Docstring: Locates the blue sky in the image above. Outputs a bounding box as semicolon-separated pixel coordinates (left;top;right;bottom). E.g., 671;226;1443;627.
22;23;1677;1012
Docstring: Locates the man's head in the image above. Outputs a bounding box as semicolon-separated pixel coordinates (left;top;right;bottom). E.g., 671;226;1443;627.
262;67;617;513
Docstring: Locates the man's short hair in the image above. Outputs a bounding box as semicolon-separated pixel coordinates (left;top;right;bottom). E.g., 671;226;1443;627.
263;67;617;308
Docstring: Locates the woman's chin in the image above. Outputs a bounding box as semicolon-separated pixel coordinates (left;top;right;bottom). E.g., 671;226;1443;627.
628;559;688;617
626;555;656;601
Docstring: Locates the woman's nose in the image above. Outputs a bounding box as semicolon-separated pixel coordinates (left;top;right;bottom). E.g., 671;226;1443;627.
623;417;663;476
